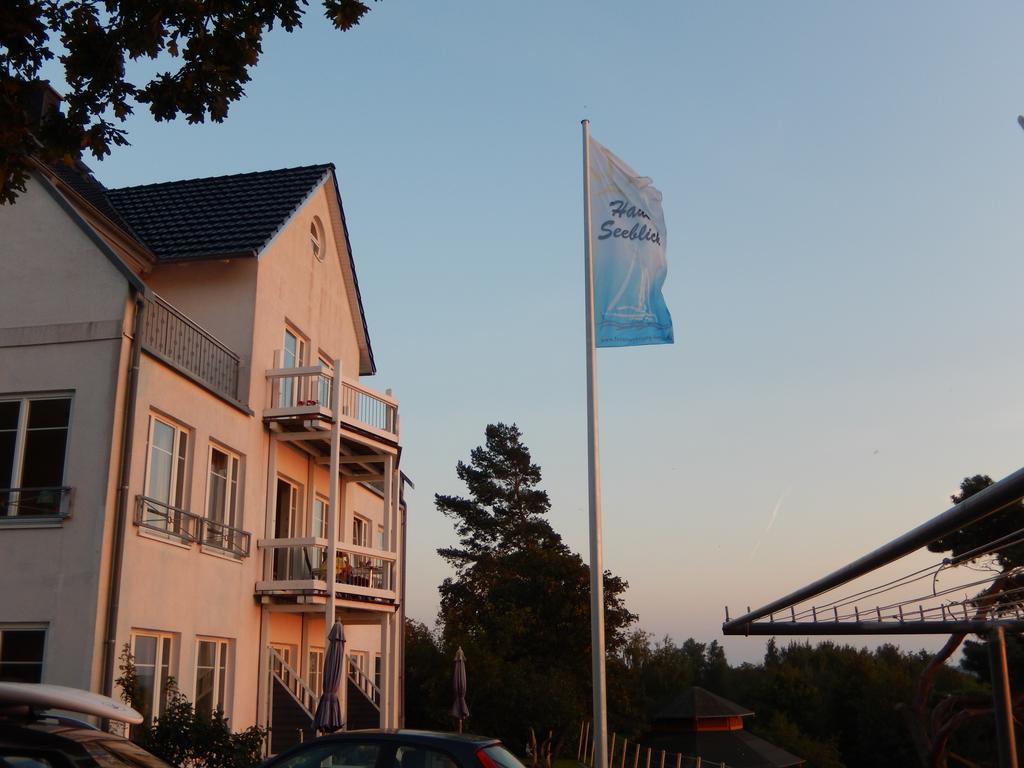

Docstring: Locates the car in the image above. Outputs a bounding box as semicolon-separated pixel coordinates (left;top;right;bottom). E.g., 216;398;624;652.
0;681;174;767
260;729;529;768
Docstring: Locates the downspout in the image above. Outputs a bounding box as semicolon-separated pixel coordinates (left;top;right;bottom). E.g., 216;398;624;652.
101;291;146;698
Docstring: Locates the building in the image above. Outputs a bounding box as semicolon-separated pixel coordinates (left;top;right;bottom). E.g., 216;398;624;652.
642;687;804;768
0;155;408;751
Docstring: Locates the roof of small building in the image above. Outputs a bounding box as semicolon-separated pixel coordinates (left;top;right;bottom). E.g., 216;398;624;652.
653;687;754;721
105;164;333;261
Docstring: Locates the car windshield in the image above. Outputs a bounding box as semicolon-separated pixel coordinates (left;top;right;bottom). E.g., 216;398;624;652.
480;746;527;768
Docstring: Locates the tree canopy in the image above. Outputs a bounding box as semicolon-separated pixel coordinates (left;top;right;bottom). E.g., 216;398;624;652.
0;0;378;203
432;423;636;752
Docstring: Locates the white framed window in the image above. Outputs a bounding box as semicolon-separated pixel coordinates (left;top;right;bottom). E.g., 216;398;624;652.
142;415;190;536
308;647;324;695
0;626;46;683
0;396;71;518
194;637;231;718
317;355;333;408
204;444;241;552
352;515;370;548
130;631;174;726
273;478;303;579
280;326;308;407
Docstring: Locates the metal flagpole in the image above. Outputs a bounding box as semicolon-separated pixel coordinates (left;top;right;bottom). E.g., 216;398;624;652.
582;118;608;768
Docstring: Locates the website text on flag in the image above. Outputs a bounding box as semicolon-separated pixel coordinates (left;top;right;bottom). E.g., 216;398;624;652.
581;119;673;768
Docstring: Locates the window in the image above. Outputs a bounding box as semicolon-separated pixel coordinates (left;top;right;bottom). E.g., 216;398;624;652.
204;445;240;551
0;627;45;682
352;515;370;548
308;647;324;695
373;654;381;696
276;741;380;768
130;632;173;726
195;638;230;718
317;356;333;408
310;217;325;262
393;746;459;768
142;415;190;536
0;396;71;518
280;327;308;407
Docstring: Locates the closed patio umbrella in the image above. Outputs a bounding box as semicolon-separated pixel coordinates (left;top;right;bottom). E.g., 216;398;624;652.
451;646;469;733
313;622;345;733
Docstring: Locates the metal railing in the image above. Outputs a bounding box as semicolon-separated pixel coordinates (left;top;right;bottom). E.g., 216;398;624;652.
141;294;241;403
0;487;71;519
347;656;380;709
133;495;201;542
201;517;252;558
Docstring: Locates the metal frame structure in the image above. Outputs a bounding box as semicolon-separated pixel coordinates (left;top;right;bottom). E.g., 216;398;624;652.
722;466;1024;768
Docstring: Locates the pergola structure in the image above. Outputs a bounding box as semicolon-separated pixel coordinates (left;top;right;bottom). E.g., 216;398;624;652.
722;466;1024;768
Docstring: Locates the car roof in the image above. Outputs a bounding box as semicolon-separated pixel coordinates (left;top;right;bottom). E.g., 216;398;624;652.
315;730;501;747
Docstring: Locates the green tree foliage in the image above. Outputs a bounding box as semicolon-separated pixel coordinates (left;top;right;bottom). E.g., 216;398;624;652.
0;0;379;204
432;423;637;753
116;643;266;768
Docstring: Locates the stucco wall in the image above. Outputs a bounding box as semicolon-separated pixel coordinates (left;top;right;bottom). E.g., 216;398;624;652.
0;175;133;690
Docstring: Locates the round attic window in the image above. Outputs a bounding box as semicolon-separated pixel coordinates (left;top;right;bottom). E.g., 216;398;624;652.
310;217;325;262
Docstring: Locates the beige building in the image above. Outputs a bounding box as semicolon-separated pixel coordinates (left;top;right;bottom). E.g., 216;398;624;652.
0;158;408;751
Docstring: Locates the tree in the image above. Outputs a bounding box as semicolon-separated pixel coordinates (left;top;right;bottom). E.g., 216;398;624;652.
1;0;379;204
433;423;637;753
907;475;1024;768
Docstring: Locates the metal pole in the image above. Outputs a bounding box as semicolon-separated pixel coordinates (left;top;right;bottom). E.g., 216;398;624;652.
582;118;608;768
724;465;1024;633
988;625;1019;768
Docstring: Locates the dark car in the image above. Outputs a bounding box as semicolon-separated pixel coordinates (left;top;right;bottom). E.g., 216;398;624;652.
0;682;173;768
261;730;528;768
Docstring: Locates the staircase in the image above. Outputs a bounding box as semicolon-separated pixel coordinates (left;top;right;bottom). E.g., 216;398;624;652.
269;647;317;755
346;656;382;730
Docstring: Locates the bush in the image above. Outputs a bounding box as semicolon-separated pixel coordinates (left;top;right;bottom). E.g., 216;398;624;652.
117;644;267;768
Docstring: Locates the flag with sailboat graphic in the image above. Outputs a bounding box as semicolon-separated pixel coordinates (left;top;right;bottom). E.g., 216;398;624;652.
588;137;673;347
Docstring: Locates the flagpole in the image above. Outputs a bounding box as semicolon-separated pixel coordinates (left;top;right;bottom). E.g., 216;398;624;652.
582;118;608;768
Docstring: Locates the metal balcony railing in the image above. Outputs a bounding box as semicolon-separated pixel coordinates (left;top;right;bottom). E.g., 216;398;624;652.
133;495;201;542
140;294;242;403
0;487;71;519
200;517;252;558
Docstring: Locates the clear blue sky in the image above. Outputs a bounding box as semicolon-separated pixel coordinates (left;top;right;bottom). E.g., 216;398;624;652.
49;2;1024;663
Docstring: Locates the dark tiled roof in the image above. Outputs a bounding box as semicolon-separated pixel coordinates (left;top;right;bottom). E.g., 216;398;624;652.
643;731;804;768
105;164;332;261
48;160;136;236
654;687;754;720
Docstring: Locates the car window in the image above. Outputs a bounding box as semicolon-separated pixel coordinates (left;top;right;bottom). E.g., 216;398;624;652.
0;752;64;767
392;746;458;768
275;741;381;768
479;746;526;768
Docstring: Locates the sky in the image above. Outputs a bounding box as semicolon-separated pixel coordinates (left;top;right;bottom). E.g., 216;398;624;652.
43;2;1024;664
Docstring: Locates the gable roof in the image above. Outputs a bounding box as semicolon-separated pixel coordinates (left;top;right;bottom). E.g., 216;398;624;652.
654;687;754;720
105;164;333;262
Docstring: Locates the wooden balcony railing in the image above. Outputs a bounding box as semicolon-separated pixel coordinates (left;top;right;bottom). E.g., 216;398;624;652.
141;294;242;404
265;363;398;441
256;538;397;597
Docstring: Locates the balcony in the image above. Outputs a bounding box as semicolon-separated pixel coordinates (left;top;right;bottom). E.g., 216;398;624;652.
0;487;72;524
133;496;251;558
140;294;243;406
255;539;398;603
264;362;398;442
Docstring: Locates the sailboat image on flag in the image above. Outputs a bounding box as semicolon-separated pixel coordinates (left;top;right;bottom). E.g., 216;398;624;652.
580;120;673;768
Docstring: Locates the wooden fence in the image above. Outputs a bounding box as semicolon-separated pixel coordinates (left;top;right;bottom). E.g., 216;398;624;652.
576;724;727;768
